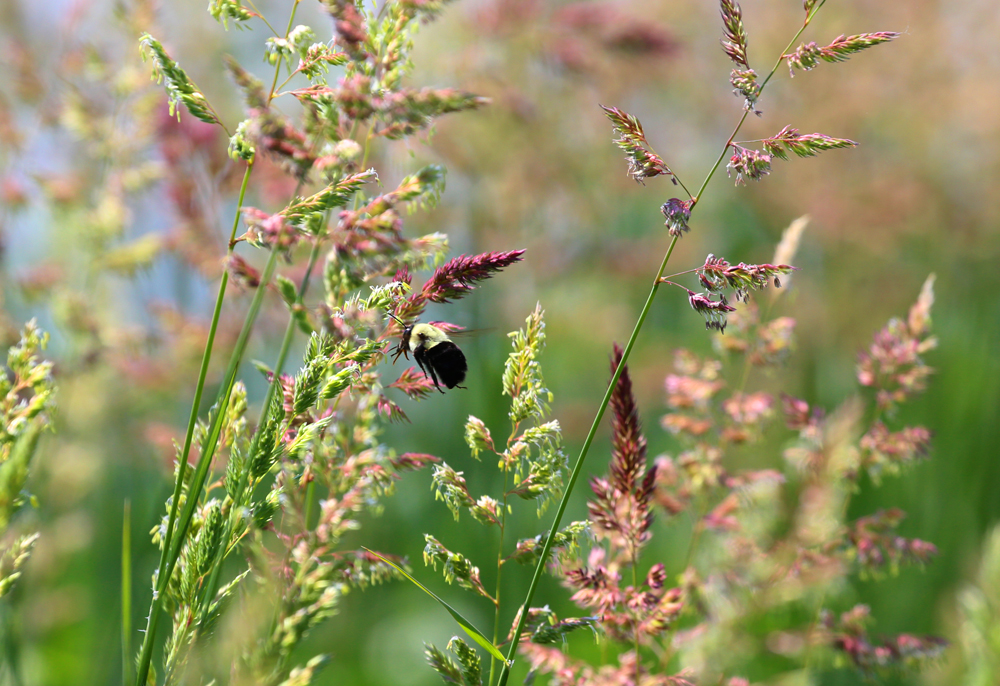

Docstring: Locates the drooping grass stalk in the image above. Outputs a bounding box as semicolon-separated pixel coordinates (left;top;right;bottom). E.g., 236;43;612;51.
498;7;834;682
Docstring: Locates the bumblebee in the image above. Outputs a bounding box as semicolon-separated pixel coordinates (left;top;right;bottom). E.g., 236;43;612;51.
389;317;468;392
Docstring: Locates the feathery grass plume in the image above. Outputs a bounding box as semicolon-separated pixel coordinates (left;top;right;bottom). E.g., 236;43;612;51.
516;606;598;646
516;344;679;674
601;105;675;184
714;300;797;365
226;253;261;289
859;422;932;482
295;43;349;81
719;0;750;68
0;321;55;594
281;168;377;225
822;605;947;675
138;34;221;125
378;88;490;140
278;655;330;686
695;254;795;302
508;521;588;566
954;525;1000;684
661;351;724;441
228;118;256;161
424;535;491;599
843;509;938;577
425;643;474;686
0;532;39;598
239;208;300;254
786;32;900;75
223;54;268;109
320;0;368;54
857;274;937;412
661;198;692;236
208;0;259;29
770;215;808;298
762;126;857;159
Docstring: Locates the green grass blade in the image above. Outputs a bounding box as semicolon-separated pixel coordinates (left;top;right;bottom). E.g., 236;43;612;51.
364;549;508;665
121;500;133;686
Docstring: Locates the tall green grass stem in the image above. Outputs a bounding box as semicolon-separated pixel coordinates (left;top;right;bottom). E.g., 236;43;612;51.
195;234;326;637
135;244;280;685
134;158;256;686
121;501;132;686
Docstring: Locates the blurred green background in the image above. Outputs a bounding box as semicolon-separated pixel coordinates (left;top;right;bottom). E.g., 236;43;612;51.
0;0;997;684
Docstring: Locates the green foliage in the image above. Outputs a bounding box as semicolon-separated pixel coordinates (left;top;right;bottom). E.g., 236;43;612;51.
0;322;55;599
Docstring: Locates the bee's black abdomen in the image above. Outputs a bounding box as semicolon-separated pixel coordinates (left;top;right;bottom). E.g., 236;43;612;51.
419;341;467;389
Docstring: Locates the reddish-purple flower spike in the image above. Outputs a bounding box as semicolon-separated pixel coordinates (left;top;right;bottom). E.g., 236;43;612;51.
609;343;647;495
420;249;525;304
377;88;490;140
390;452;440;471
588;344;656;560
392;265;412;286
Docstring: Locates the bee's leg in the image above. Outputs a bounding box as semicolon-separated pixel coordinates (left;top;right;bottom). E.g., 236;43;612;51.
416;358;444;393
429;367;445;393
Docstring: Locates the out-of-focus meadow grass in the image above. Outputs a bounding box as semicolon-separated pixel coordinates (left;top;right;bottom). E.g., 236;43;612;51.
0;0;997;684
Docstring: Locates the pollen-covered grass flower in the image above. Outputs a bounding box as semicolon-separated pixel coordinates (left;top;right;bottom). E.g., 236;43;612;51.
696;254;795;301
661;198;692;236
726;145;771;184
730;68;761;111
